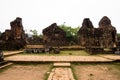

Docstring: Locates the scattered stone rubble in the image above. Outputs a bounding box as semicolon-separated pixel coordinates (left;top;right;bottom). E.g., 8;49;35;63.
25;47;60;54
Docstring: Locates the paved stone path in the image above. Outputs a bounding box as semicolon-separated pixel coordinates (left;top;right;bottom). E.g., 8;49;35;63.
48;62;75;80
53;62;71;67
100;55;120;60
0;63;13;69
48;68;75;80
5;55;114;62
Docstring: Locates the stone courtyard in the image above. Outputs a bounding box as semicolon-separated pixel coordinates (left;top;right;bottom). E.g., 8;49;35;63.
0;51;120;80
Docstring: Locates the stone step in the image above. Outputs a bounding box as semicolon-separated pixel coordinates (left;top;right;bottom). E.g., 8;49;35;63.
0;63;13;69
48;68;75;80
4;51;23;57
53;62;71;67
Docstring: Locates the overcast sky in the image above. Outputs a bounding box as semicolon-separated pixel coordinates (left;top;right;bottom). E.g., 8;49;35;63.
0;0;120;34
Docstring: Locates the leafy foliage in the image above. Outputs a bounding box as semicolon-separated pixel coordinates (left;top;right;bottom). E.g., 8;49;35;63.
59;23;80;45
117;33;120;40
117;33;120;37
30;29;38;37
30;30;43;38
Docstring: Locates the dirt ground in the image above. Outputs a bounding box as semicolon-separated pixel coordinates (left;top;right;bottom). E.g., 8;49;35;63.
73;63;120;80
0;63;51;80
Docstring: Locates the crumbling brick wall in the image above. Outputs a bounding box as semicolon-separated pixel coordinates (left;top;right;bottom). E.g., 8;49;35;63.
0;17;26;50
78;16;117;48
42;23;67;46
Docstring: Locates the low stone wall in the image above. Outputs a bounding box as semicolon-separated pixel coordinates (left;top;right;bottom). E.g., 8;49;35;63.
85;47;114;54
24;47;60;54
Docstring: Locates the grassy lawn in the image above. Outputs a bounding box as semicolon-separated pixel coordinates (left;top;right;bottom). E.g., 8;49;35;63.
20;50;90;56
3;50;22;53
60;50;90;56
72;63;120;80
0;63;52;80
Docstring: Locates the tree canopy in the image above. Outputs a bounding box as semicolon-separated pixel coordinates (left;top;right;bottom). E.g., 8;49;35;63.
59;23;80;45
29;29;43;38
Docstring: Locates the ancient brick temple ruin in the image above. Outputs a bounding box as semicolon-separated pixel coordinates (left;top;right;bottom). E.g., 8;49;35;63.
42;23;67;46
78;16;117;48
0;17;26;50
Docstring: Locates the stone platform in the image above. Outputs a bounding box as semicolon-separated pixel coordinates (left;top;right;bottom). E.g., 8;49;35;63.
53;62;71;67
5;55;117;62
4;51;23;57
101;55;120;60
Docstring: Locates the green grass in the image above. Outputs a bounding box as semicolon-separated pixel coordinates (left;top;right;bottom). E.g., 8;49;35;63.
72;62;120;80
60;50;90;56
45;64;53;80
0;62;52;80
113;63;120;70
71;65;78;80
20;50;90;56
72;62;120;66
14;62;53;80
0;64;13;73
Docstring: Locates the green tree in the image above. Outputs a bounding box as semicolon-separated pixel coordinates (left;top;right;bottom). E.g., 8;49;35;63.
117;33;120;37
59;23;80;45
30;29;38;37
30;29;43;38
117;33;120;41
39;34;43;38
